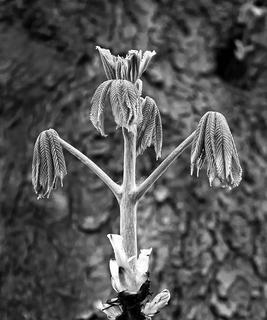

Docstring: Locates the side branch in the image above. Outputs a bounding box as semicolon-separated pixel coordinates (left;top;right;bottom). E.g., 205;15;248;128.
135;131;195;201
58;137;122;200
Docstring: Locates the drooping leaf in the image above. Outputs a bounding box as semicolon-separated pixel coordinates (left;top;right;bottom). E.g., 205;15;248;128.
41;131;54;194
205;112;217;184
109;80;141;131
32;134;41;191
230;140;243;187
90;80;141;135
137;96;163;159
32;129;67;199
137;98;156;151
214;113;234;185
90;80;112;136
191;111;242;189
191;112;209;175
47;129;67;183
153;106;163;159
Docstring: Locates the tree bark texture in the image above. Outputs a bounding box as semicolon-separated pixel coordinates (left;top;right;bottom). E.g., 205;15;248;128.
1;1;267;320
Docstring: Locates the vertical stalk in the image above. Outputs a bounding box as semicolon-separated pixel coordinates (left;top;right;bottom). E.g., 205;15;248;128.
120;127;137;270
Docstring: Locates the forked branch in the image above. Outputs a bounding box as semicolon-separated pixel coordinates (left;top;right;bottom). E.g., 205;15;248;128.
58;137;122;200
135;131;196;201
31;46;243;320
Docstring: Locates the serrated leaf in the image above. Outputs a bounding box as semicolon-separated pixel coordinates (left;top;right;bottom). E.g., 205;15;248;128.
214;113;234;185
205;112;217;184
47;129;67;183
90;80;112;136
32;129;67;199
230;139;242;187
137;98;155;152
109;80;141;131
137;96;163;159
153;106;163;159
32;135;41;190
191;112;209;175
191;111;242;189
90;80;141;135
42;131;54;196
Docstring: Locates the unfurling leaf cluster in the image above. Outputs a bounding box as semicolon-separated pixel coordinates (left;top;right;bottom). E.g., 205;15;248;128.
96;46;156;83
89;47;163;159
32;129;67;199
191;111;242;189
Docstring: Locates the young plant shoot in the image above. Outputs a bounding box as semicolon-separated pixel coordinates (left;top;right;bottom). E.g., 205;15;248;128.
32;47;242;320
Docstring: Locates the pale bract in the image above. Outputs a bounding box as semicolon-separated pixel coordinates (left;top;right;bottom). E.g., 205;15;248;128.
107;234;151;293
96;301;122;320
142;289;171;318
97;234;171;320
97;289;170;320
191;111;242;189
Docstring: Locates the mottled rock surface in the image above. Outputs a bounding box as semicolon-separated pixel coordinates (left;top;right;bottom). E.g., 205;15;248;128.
1;0;267;319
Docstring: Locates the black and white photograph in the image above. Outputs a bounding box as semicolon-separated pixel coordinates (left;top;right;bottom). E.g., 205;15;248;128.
1;0;267;319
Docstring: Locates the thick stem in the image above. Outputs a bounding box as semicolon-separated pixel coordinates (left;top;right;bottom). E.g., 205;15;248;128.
120;196;137;266
58;136;122;201
135;131;195;201
120;128;137;269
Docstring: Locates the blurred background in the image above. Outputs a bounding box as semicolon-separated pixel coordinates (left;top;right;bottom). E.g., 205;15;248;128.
1;0;267;319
